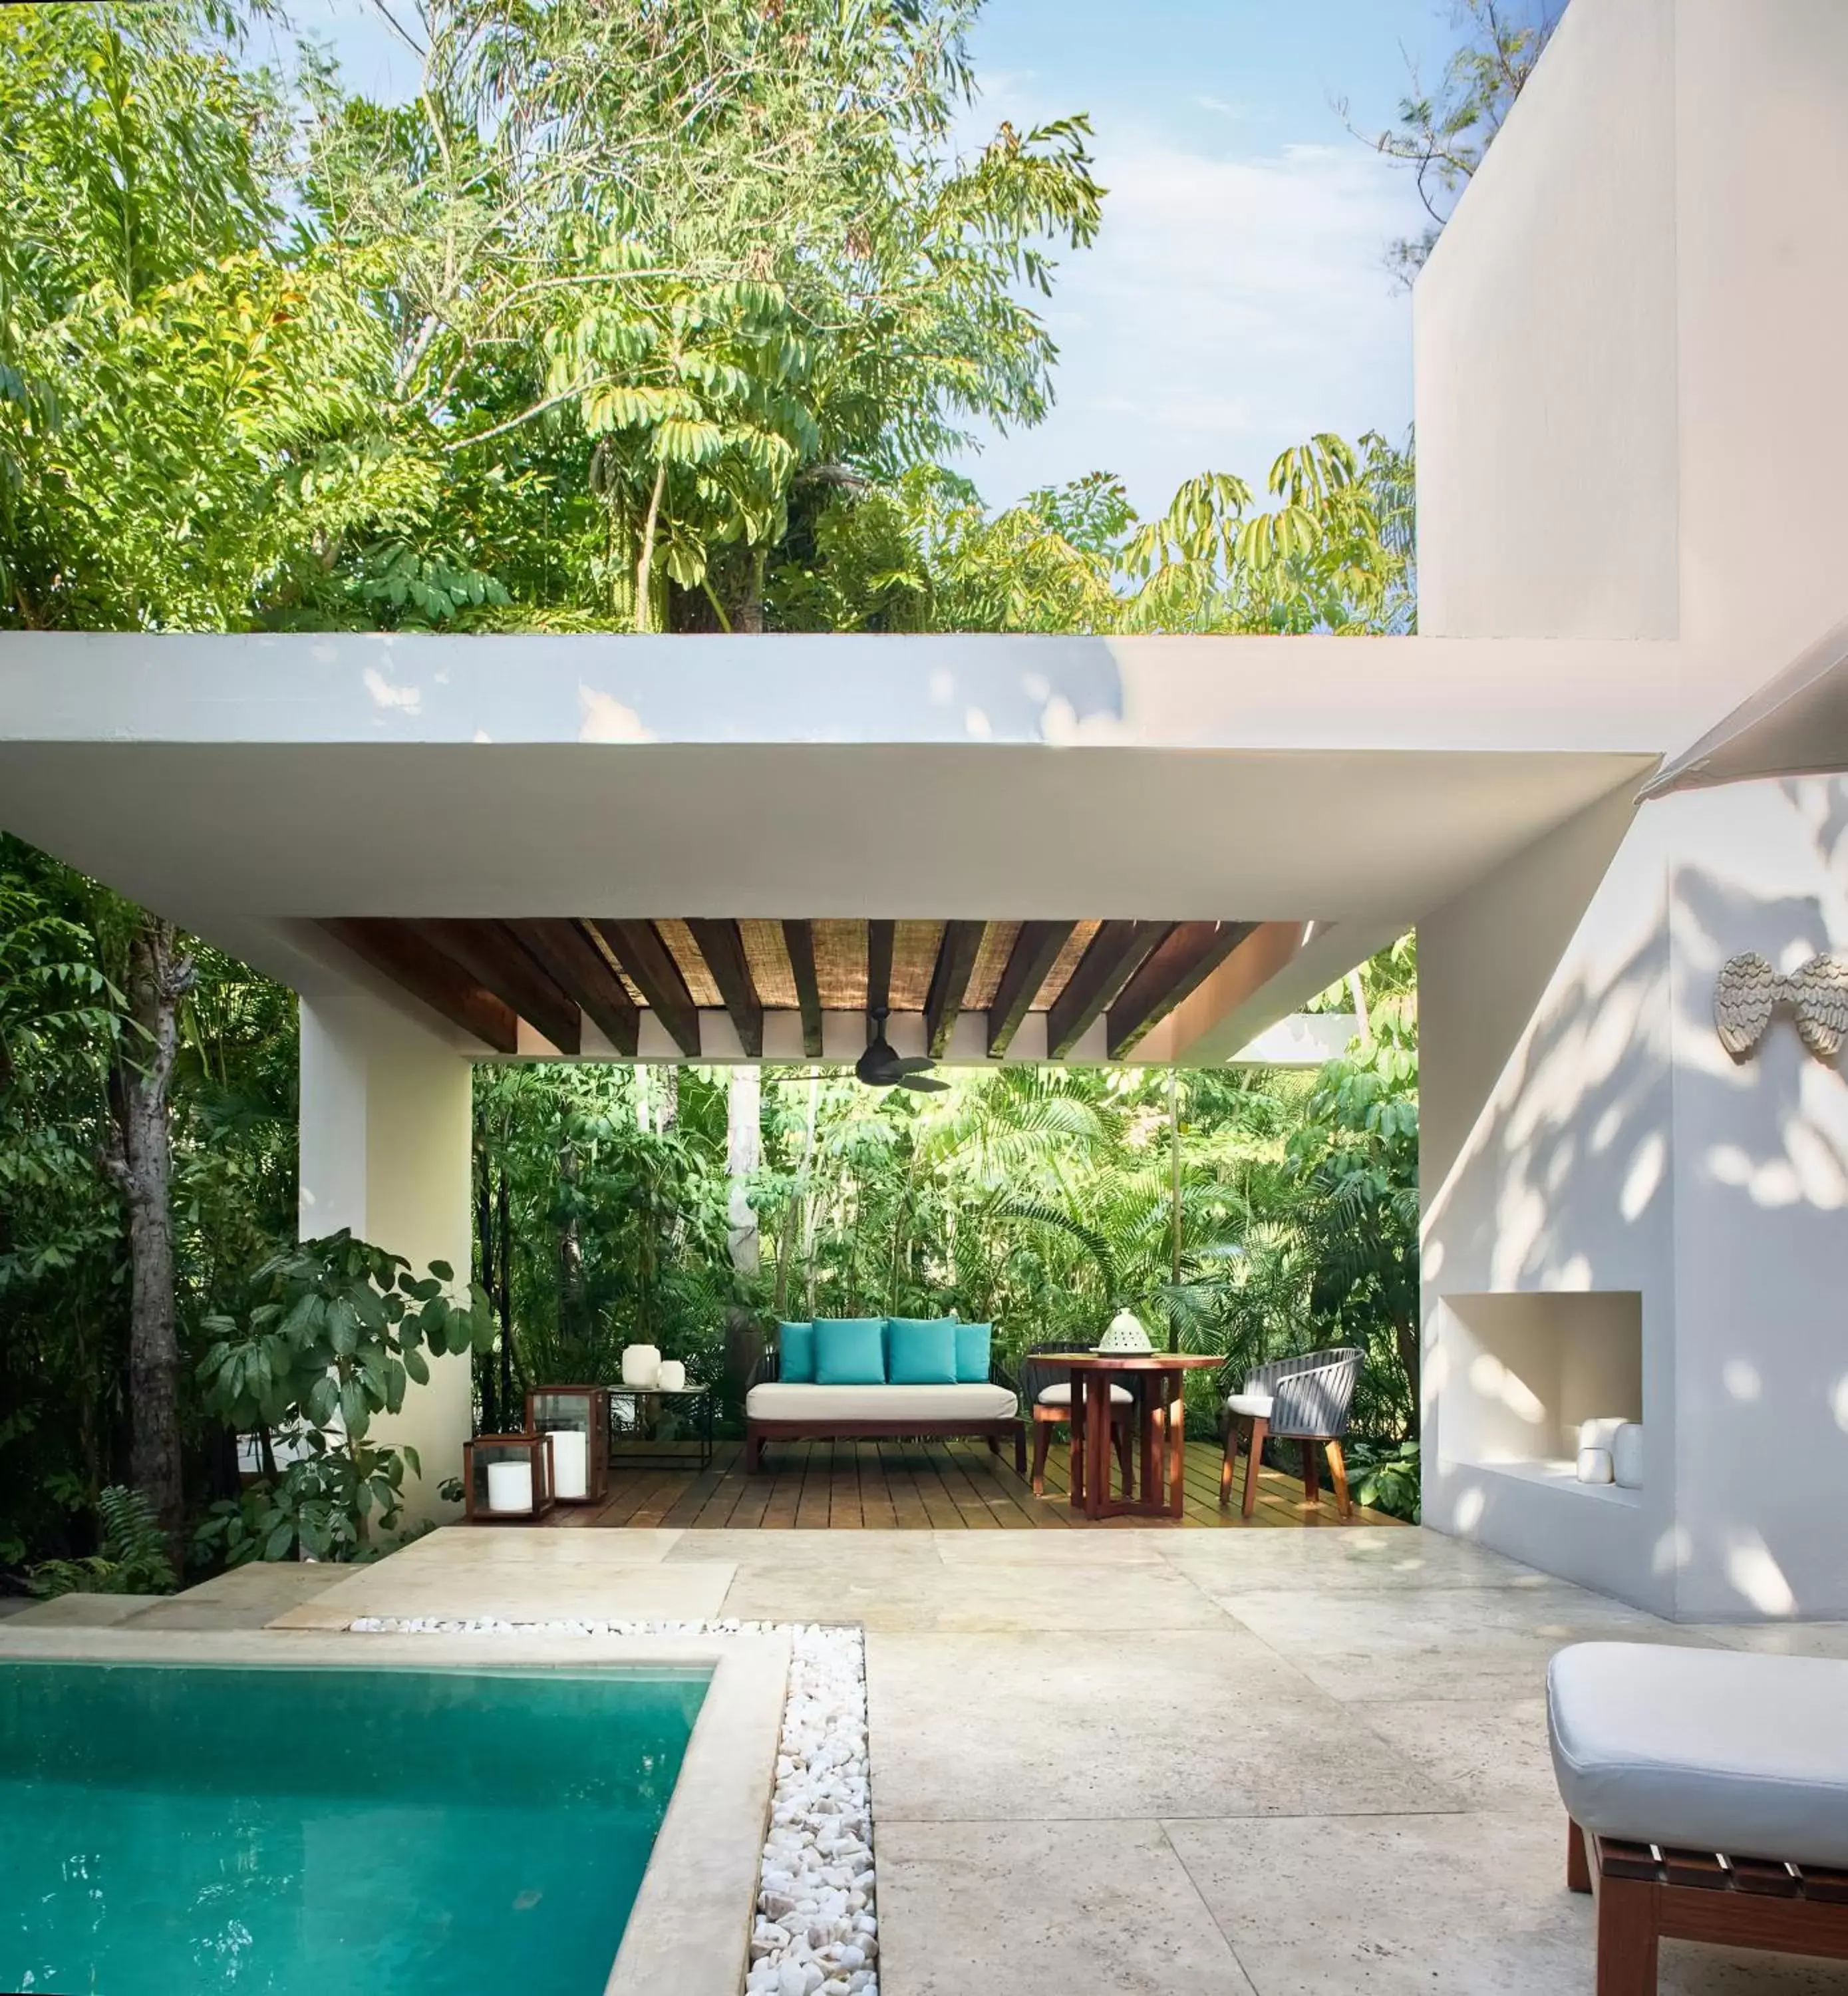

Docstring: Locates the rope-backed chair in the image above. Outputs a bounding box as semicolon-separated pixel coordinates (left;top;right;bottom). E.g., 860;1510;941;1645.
1219;1345;1363;1520
1020;1340;1134;1501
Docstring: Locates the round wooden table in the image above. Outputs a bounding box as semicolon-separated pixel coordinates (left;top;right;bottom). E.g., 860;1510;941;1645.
1052;1351;1223;1521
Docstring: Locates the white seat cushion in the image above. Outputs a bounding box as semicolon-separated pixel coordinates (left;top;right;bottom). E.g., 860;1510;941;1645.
1549;1642;1848;1867
746;1382;1018;1422
1036;1383;1133;1407
1225;1391;1274;1418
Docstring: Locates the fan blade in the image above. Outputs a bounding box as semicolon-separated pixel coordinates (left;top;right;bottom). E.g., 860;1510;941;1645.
899;1073;951;1092
887;1056;937;1076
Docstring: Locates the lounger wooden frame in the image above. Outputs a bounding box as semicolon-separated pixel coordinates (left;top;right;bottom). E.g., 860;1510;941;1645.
1567;1816;1848;1993
745;1417;1026;1474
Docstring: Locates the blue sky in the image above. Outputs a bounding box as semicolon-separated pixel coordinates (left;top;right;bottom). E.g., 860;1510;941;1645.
277;0;1467;517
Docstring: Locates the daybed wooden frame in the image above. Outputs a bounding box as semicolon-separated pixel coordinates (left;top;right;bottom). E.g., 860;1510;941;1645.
742;1347;1027;1474
1567;1816;1848;1993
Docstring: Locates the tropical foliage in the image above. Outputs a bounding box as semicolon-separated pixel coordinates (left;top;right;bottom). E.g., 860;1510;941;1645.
0;0;1452;1576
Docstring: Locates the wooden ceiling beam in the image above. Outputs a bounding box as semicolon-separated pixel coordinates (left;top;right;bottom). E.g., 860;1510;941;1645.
591;920;702;1057
865;919;895;1020
1106;921;1258;1059
406;920;581;1055
986;920;1076;1057
319;919;519;1055
782;920;824;1059
924;920;985;1058
687;919;764;1058
1044;921;1171;1059
507;919;639;1057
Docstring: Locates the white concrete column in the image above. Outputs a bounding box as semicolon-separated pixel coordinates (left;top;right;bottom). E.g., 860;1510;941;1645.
299;993;475;1526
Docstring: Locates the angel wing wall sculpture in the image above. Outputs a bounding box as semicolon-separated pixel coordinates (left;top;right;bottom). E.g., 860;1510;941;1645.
1714;952;1848;1059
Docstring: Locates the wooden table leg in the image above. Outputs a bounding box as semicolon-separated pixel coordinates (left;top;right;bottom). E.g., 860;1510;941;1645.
1084;1373;1111;1521
1165;1369;1186;1518
1140;1383;1160;1507
1069;1375;1086;1512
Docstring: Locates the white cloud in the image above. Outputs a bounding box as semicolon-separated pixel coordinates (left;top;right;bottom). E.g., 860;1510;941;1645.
951;126;1425;514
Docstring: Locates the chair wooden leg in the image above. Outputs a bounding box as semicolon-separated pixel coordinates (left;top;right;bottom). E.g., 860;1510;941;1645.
987;1430;1001;1456
1594;1872;1660;1995
1013;1420;1027;1474
1567;1818;1591;1895
1030;1418;1052;1496
1325;1438;1352;1521
746;1432;764;1473
1302;1438;1321;1507
1219;1414;1239;1508
1241;1416;1267;1518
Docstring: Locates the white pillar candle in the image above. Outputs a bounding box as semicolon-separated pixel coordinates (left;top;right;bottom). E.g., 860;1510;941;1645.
551;1428;589;1500
486;1460;534;1512
621;1344;661;1388
1576;1446;1614;1485
657;1360;687;1393
1611;1422;1644;1489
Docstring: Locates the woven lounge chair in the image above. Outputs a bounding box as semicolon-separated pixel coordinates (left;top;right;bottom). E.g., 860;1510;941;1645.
1218;1345;1362;1520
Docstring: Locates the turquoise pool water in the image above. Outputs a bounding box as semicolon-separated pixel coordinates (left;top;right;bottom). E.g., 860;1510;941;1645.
0;1660;708;1995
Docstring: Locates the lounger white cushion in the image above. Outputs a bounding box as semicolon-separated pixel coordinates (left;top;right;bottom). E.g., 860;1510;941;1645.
1225;1391;1275;1418
746;1382;1018;1422
1036;1383;1132;1407
1549;1641;1848;1866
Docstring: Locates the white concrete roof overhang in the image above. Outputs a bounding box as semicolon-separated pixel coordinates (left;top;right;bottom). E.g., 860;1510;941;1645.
0;631;1766;1061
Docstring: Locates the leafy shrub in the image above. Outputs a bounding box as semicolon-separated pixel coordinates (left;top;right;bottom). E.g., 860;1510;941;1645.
1349;1439;1420;1522
28;1485;176;1597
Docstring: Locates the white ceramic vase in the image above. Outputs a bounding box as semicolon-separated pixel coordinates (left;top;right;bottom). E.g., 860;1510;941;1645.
621;1343;661;1389
657;1359;687;1393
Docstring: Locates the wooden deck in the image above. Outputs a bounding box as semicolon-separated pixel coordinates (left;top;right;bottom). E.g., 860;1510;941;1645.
553;1437;1404;1530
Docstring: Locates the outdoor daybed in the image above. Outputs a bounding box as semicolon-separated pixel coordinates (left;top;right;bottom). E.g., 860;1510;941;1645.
1550;1641;1848;1991
745;1317;1025;1472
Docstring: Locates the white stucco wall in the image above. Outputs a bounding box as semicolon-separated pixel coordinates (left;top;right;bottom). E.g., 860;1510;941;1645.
1416;0;1680;640
1423;778;1848;1618
299;993;476;1528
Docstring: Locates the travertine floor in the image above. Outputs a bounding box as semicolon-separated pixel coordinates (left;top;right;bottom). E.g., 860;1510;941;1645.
9;1524;1848;1993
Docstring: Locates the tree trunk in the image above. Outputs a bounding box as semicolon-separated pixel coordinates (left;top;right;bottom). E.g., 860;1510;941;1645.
657;1065;679;1129
496;1168;516;1420
726;1066;761;1275
1396;1317;1421;1440
559;1135;584;1350
476;1149;497;1431
108;917;194;1556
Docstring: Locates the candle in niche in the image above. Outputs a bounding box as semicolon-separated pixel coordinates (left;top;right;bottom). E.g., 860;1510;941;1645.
550;1428;589;1500
486;1460;534;1512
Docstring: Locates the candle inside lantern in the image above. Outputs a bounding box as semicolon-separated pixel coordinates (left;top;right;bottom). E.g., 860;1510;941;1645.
550;1428;589;1500
486;1459;534;1512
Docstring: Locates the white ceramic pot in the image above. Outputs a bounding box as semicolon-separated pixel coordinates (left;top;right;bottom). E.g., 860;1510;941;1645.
1611;1422;1644;1489
621;1343;661;1388
657;1359;687;1393
1097;1309;1152;1354
1575;1446;1614;1485
486;1460;534;1512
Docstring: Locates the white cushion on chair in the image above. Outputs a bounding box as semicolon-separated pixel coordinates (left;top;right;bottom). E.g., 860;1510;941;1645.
1549;1642;1848;1867
1036;1383;1133;1407
1225;1391;1275;1418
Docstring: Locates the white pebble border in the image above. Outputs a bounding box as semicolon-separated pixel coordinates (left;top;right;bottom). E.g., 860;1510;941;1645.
348;1617;877;1996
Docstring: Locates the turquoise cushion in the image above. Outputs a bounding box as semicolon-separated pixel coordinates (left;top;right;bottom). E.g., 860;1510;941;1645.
778;1321;816;1383
886;1317;959;1386
814;1318;887;1386
954;1321;993;1383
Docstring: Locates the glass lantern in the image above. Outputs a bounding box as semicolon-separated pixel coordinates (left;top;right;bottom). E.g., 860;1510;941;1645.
462;1432;555;1522
525;1386;609;1505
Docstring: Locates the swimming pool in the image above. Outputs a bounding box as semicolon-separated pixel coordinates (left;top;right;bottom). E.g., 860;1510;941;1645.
0;1659;709;1995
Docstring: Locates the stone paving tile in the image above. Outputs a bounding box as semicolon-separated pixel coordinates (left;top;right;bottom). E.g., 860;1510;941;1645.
267;1558;736;1627
876;1817;1259;1996
868;1629;1454;1822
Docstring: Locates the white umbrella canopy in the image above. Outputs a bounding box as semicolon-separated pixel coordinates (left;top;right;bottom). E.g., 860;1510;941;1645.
1639;617;1848;799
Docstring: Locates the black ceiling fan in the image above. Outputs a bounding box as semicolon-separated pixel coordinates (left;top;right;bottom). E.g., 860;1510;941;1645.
855;1008;949;1092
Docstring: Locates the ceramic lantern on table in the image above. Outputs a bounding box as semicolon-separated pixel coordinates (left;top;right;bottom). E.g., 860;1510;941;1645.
525;1387;609;1504
462;1432;556;1522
